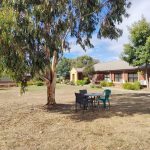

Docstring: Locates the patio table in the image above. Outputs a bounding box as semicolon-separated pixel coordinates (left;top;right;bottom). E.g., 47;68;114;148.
84;93;102;108
84;93;102;97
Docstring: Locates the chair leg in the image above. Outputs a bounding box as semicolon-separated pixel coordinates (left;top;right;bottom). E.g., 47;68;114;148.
75;103;78;112
108;100;110;109
97;101;100;110
103;101;106;109
91;101;94;112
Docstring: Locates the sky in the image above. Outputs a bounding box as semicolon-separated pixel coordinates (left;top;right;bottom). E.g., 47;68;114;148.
64;0;150;62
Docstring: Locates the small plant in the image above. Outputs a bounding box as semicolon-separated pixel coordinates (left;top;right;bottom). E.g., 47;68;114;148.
90;84;101;89
36;81;44;86
27;80;36;86
100;80;114;87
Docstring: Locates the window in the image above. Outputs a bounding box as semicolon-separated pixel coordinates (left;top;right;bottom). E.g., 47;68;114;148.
104;74;110;81
128;73;138;82
115;73;122;82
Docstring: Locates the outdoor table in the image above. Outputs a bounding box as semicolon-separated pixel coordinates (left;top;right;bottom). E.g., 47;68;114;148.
84;93;102;97
84;93;102;107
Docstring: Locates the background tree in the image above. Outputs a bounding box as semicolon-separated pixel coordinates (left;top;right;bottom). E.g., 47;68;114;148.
72;55;98;68
57;58;71;79
121;18;150;88
72;55;97;78
0;0;131;106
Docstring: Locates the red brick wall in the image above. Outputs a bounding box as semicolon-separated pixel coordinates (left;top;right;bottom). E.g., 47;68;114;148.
123;72;128;82
110;73;114;81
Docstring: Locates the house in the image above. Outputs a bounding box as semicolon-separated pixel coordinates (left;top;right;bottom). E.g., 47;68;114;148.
70;60;150;86
70;68;84;83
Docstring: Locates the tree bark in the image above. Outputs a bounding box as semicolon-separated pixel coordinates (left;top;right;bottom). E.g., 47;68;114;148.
46;50;58;105
46;73;56;105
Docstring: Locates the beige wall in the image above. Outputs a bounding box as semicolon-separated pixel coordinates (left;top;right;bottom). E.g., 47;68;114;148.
70;68;78;84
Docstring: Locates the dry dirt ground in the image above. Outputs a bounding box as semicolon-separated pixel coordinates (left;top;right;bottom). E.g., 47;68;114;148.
0;84;150;150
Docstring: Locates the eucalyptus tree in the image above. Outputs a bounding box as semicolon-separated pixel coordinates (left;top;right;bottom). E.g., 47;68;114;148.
0;0;131;105
121;18;150;88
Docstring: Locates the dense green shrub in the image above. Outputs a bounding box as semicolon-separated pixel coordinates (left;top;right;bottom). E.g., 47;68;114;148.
77;80;85;86
100;81;114;87
36;81;44;86
100;81;107;87
83;77;90;84
123;82;141;90
134;81;141;90
76;77;90;86
107;82;114;87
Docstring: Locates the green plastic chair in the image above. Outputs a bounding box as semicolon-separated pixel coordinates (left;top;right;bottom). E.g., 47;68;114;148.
96;89;111;109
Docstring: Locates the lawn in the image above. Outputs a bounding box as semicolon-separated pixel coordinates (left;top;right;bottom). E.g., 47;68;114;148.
0;84;150;150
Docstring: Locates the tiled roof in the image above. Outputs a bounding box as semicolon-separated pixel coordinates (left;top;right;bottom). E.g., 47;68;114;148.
75;68;84;72
94;60;138;71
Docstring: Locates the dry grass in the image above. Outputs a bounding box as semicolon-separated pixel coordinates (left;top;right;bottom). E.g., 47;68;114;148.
0;84;150;150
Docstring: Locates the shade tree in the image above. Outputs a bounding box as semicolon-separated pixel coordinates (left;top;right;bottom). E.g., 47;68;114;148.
0;0;131;105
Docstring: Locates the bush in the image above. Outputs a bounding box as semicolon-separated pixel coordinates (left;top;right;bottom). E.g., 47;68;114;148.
123;82;141;90
134;81;141;90
36;81;44;86
100;81;114;87
107;82;114;87
83;77;90;84
77;80;85;86
76;77;90;86
27;80;36;86
100;81;107;87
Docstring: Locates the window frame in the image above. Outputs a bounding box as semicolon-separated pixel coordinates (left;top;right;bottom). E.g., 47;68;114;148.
114;73;122;82
128;73;138;82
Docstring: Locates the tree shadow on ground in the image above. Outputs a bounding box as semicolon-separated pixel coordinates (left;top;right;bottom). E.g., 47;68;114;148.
42;93;150;122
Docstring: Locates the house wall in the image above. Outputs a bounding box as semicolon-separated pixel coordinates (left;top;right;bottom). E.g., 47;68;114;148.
70;68;84;84
94;68;150;86
70;68;78;83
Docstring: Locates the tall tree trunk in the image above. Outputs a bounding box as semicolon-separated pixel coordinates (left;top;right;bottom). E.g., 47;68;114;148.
47;72;56;105
46;50;58;105
145;63;149;88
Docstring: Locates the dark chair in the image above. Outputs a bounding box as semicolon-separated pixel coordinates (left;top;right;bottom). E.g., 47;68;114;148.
96;89;111;109
79;89;87;94
75;93;88;112
80;89;96;108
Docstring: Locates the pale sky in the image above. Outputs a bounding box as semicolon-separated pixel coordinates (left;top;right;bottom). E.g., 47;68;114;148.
64;0;150;62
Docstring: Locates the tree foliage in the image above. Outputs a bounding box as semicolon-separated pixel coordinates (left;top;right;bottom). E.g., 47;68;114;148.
57;58;71;78
0;0;131;103
72;55;99;67
121;18;150;87
71;55;98;77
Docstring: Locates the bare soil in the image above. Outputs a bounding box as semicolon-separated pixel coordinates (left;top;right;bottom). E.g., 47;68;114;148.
0;84;150;150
